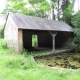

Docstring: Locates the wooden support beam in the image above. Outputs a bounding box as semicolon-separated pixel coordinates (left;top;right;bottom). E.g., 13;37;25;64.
49;31;57;37
52;35;55;51
49;31;58;51
18;29;23;54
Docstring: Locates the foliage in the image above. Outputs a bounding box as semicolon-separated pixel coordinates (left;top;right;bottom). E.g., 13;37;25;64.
1;0;51;18
0;39;8;52
32;35;36;46
5;54;36;69
0;39;8;49
61;0;75;25
1;2;17;19
28;0;43;4
50;0;56;20
50;0;75;21
27;0;51;18
71;11;80;52
0;27;4;38
1;0;75;22
63;5;74;25
0;39;80;80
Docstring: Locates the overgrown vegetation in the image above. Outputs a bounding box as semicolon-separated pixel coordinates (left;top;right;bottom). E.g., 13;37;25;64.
0;27;4;38
0;0;80;79
71;11;80;52
32;35;36;47
0;39;80;80
1;0;75;21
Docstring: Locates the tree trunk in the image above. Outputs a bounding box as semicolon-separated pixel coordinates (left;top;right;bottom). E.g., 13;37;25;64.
57;0;60;20
52;5;55;20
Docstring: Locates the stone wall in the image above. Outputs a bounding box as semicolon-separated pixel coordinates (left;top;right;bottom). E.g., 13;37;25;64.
4;16;19;53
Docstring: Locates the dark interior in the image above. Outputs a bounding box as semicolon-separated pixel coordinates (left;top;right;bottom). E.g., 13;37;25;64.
55;32;72;48
23;30;72;51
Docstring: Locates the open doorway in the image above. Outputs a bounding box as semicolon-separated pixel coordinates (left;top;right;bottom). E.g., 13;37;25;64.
32;35;38;47
23;30;52;51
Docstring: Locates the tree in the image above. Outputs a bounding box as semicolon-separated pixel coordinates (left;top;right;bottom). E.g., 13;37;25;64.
50;0;56;20
1;0;51;18
50;0;75;21
27;0;51;18
71;11;80;52
61;0;75;25
78;0;80;11
1;0;75;23
57;0;60;20
1;1;17;19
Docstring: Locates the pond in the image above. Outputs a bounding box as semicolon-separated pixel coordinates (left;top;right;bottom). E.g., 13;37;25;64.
34;53;80;69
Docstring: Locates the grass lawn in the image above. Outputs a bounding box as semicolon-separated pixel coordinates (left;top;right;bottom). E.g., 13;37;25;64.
0;39;80;80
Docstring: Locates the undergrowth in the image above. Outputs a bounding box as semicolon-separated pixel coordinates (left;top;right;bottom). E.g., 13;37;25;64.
0;39;8;49
23;48;52;57
0;39;80;80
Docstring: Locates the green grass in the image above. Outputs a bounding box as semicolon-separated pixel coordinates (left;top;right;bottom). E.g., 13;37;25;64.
0;39;80;80
23;49;52;57
32;35;36;46
0;27;4;38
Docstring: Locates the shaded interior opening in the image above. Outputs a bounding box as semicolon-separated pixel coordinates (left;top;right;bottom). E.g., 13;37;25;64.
23;30;52;51
32;35;38;47
55;32;73;49
23;30;72;51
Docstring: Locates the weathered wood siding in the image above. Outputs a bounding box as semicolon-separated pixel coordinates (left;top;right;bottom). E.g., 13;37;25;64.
4;16;19;53
23;30;32;49
38;32;52;48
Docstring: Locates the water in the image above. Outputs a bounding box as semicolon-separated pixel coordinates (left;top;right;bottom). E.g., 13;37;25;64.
34;53;80;69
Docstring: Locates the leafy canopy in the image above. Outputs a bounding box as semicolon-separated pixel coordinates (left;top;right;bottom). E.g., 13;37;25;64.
1;0;51;18
72;11;80;52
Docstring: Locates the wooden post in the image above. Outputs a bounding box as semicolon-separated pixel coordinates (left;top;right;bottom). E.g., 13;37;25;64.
49;31;58;51
52;35;55;51
18;29;23;54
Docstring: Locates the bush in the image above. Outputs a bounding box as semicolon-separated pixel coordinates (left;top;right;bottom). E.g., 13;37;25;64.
72;11;80;52
0;39;8;49
0;27;4;38
5;54;36;69
22;55;36;69
6;56;25;68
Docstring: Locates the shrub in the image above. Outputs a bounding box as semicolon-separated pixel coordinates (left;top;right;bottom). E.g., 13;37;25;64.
0;27;4;38
71;11;80;52
22;55;36;69
6;56;25;68
5;54;36;69
0;39;8;49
